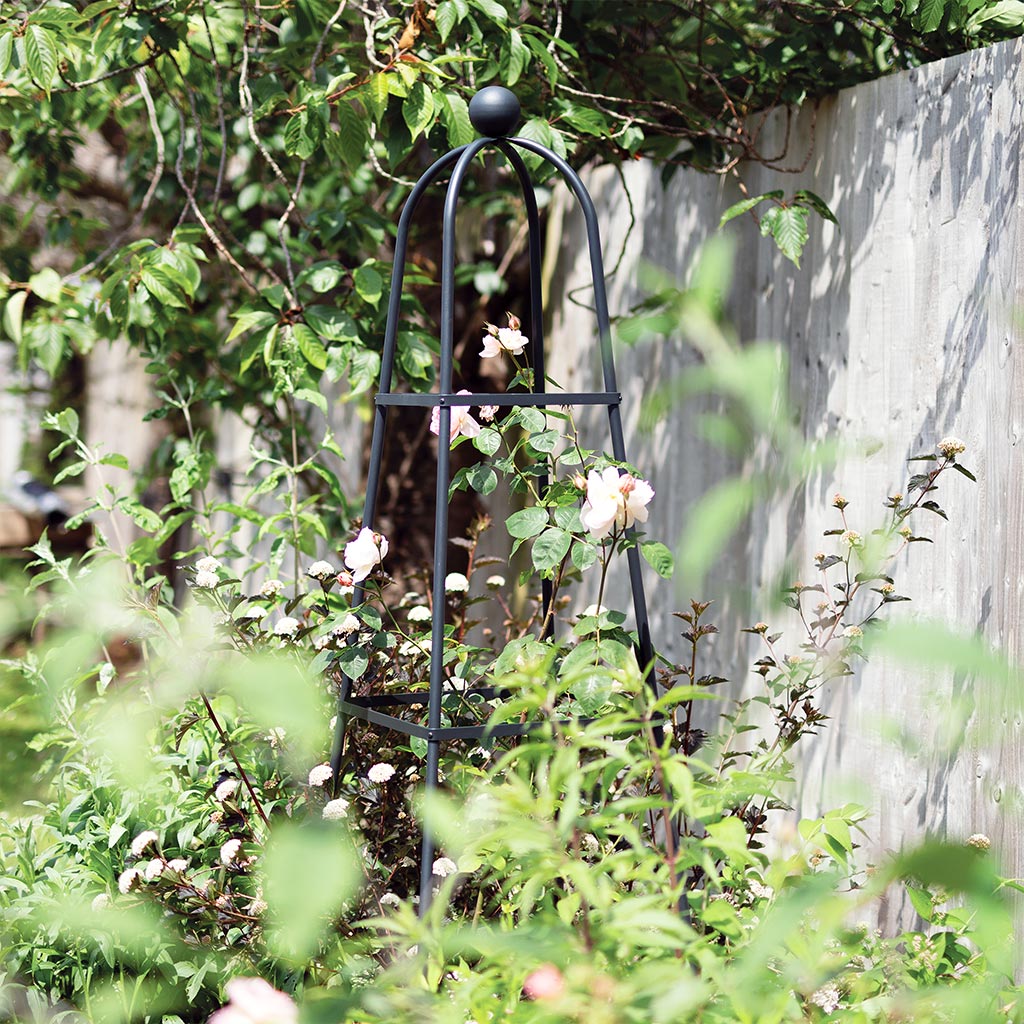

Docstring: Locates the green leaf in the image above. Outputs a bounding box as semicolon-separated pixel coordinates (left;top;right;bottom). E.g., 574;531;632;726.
473;427;501;456
3;291;27;345
440;92;474;148
403;81;435;141
953;463;977;482
467;464;497;495
916;0;945;31
304;305;359;342
571;539;597;571
505;506;549;539
760;205;810;268
505;28;528;85
24;25;58;94
436;0;459;42
793;189;839;226
640;540;674;579
302;262;345;294
227;309;276;342
261;823;361;962
469;0;508;22
0;32;12;78
966;0;1024;32
337;646;369;679
718;190;783;228
293;324;327;371
28;267;62;303
353;265;383;307
531;527;571;573
335;100;370;169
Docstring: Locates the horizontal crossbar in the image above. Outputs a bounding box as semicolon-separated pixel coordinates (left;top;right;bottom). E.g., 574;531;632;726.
375;391;620;408
338;693;594;742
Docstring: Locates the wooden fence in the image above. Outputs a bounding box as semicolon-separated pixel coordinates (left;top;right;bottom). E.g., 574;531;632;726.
546;35;1024;930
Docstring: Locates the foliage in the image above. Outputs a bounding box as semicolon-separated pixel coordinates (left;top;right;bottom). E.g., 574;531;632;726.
2;329;1015;1021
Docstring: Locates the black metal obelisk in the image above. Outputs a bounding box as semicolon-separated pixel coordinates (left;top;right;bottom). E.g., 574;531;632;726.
330;86;654;913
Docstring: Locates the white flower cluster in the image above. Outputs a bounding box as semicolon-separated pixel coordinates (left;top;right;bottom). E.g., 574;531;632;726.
306;559;336;582
308;763;333;787
937;436;966;458
368;762;396;784
322;798;349;821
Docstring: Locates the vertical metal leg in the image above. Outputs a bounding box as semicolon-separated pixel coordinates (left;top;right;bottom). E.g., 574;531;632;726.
418;738;441;915
329;674;352;780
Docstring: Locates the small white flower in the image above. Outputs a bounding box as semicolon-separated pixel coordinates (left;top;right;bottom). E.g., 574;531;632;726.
91;893;111;911
478;404;499;422
937;436;967;458
259;578;284;599
220;838;243;865
332;614;360;637
274;616;301;637
306;560;336;581
194;569;219;589
432;856;458;878
322;798;350;821
380;892;402;907
445;572;469;593
399;638;431;658
967;833;991;850
581;603;608;618
485;574;505;588
143;857;164;882
430;390;482;445
165;859;188;874
407;605;432;623
250;896;268;915
308;763;333;787
580;833;600;856
117;869;140;894
236;605;264;622
810;983;841;1014
196;556;221;574
215;779;239;802
130;830;159;857
840;529;861;547
844;625;864;639
267;727;287;747
748;879;774;900
344;528;389;583
368;762;396;784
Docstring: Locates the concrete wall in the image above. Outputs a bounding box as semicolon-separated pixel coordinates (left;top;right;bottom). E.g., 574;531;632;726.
546;37;1024;930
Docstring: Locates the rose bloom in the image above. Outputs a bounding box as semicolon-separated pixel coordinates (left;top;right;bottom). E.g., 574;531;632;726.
580;467;654;540
344;528;389;583
430;390;481;445
480;313;529;358
523;964;565;1001
209;977;299;1024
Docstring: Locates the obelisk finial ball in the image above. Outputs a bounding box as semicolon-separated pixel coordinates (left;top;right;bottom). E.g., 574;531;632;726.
468;86;521;138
